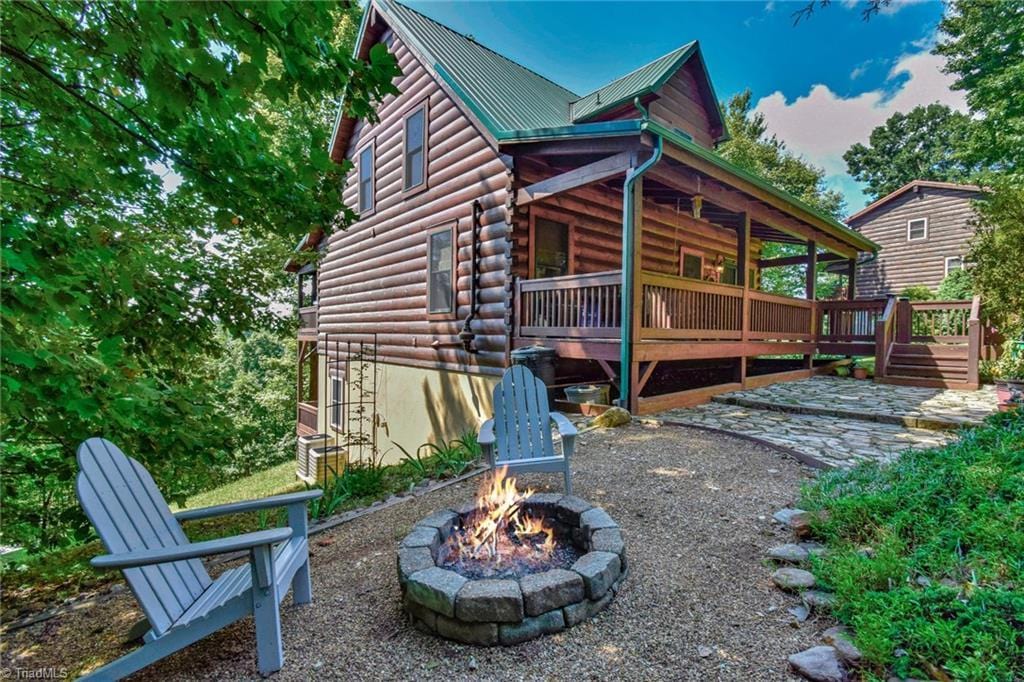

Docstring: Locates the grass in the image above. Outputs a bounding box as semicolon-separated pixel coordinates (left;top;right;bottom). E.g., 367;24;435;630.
2;436;481;615
799;410;1024;681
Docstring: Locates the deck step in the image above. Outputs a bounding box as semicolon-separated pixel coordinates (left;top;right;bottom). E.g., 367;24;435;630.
889;343;969;359
875;376;979;390
887;364;968;379
886;354;968;370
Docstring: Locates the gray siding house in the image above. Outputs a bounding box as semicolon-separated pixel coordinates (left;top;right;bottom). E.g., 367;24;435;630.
846;181;984;298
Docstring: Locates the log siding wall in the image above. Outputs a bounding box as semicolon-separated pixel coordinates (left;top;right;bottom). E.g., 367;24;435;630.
851;187;980;298
319;30;511;375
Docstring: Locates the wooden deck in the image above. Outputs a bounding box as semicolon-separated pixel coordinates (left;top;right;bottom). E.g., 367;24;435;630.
513;271;988;413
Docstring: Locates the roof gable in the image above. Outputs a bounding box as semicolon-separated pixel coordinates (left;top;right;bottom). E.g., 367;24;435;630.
846;180;985;225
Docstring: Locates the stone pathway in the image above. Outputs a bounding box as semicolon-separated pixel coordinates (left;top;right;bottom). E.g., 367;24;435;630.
656;377;998;469
715;376;998;429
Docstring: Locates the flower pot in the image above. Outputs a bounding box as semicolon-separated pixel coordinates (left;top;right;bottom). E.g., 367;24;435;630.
852;367;869;380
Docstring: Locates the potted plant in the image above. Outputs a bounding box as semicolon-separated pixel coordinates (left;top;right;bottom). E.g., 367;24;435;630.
852;359;870;380
994;339;1024;412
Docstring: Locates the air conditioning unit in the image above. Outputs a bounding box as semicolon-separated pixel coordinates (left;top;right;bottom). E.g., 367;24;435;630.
296;433;347;485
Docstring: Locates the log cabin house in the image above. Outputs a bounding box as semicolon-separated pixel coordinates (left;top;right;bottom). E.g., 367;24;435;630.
290;0;986;463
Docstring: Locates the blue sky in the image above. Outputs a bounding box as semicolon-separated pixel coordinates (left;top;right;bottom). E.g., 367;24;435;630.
404;0;963;213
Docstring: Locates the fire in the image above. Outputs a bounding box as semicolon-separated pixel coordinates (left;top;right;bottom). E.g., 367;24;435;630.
442;466;556;574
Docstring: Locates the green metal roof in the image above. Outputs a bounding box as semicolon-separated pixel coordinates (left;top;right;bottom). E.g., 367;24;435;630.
380;0;578;133
570;43;697;121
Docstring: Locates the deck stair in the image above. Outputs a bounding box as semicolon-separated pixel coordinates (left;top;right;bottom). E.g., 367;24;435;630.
881;343;973;389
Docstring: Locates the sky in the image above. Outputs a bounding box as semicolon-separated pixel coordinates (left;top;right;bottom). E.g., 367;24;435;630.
403;0;966;214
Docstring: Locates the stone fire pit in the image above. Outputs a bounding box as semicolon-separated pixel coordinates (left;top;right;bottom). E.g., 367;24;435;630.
397;493;627;645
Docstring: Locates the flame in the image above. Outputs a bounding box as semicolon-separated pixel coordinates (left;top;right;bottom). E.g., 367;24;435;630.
443;466;555;572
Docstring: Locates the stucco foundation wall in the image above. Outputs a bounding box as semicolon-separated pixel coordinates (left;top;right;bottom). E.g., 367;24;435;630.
318;360;498;466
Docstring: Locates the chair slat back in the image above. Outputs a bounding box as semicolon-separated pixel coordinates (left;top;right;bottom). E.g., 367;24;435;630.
492;365;555;462
76;438;211;635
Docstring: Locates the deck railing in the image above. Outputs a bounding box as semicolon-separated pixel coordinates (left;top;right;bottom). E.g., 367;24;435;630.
640;272;743;340
817;299;887;342
515;271;621;338
906;300;972;343
297;400;318;432
747;290;814;341
299;306;317;331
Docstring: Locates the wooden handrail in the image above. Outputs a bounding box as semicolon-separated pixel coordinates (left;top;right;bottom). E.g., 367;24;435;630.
874;295;898;379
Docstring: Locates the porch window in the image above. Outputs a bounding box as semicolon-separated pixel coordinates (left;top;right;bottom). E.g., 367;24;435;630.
403;104;427;191
427;226;455;314
297;263;317;308
680;249;703;280
944;255;964;276
907;217;927;241
721;258;738;285
358;144;374;214
533;218;569;278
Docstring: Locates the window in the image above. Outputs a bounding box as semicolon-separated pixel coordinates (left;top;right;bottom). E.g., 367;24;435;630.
403;105;427;191
330;376;342;427
907;217;927;241
944;256;964;276
532;218;570;278
358;144;374;213
427;227;454;314
721;258;738;285
680;249;703;280
297;263;317;308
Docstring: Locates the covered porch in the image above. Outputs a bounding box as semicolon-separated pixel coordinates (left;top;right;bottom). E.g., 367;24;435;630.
504;124;882;413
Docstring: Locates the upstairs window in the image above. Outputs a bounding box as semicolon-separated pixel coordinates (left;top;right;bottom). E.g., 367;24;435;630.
427;226;455;315
680;248;703;280
907;217;927;241
358;143;374;214
403;104;427;191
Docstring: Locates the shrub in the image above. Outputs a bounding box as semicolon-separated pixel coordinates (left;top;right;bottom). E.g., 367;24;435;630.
936;267;974;300
800;412;1024;680
900;285;935;301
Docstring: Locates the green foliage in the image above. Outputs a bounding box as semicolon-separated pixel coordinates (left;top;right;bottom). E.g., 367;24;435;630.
935;267;974;301
966;180;1024;333
936;1;1024;180
1;2;398;551
993;340;1024;382
899;285;935;302
716;90;846;297
843;104;978;200
800;412;1024;681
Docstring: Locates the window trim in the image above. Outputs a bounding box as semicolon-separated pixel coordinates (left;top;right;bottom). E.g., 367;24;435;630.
357;140;375;216
679;247;704;280
944;255;964;277
907;217;928;241
426;223;457;319
329;374;343;429
402;100;429;194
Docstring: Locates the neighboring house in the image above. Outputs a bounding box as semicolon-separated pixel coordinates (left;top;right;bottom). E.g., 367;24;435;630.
290;0;881;461
845;180;984;298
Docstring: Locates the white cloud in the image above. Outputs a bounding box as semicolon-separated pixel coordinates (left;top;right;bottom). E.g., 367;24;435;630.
753;45;967;210
849;59;874;80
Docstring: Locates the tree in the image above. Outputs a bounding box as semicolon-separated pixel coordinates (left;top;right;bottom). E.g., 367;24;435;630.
935;0;1024;179
1;2;399;543
717;90;846;297
967;181;1024;332
843;105;977;200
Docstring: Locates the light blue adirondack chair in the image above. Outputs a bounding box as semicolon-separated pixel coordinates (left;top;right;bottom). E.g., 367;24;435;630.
75;438;322;679
478;365;578;494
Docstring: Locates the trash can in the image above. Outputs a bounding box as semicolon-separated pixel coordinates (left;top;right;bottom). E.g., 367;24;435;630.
564;384;610;405
510;345;557;387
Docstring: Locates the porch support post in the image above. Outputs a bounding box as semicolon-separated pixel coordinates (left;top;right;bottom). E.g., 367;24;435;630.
847;258;857;300
736;212;751;384
618;132;663;412
804;240;817;369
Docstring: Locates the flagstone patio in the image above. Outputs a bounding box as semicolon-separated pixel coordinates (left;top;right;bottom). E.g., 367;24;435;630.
656;377;998;469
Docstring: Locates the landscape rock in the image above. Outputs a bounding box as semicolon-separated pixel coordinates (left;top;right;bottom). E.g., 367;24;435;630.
788;604;809;623
498;609;564;645
767;543;810;563
571;551;621;599
580;507;618;534
556;495;593;525
435;614;498;645
697;645;714;658
562;590;613;627
416;509;459;537
822;626;862;665
592;406;630;428
799;541;828;557
400;525;441;553
772;508;807;526
772;567;816;592
589;528;625;558
405;567;467;618
802;590;837;610
455;579;523;623
519;569;585;616
788;645;846;682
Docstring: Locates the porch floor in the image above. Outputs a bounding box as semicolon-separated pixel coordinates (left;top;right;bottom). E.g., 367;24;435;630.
655;377;998;469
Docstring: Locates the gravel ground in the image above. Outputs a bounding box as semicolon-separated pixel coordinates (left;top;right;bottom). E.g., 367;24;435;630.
2;423;830;681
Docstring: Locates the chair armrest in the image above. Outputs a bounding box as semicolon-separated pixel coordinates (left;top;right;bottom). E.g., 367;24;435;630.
174;489;323;522
91;527;293;570
550;412;578;438
478;418;496;446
